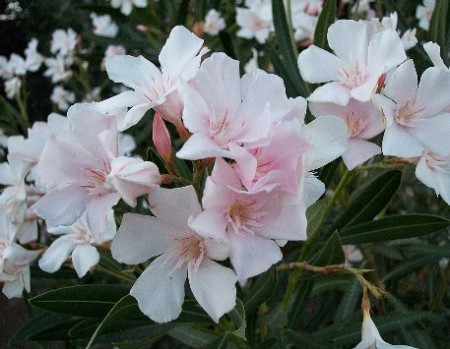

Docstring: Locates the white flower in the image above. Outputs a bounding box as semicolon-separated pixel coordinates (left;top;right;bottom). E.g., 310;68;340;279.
7;53;27;76
50;28;78;56
44;55;72;83
401;28;418;50
204;9;226;36
104;45;126;58
416;0;435;31
353;308;418;349
50;85;76;111
4;77;21;99
39;210;116;278
416;151;450;205
236;0;273;44
94;26;208;130
24;38;44;72
111;186;237;323
110;0;147;16
0;207;39;298
90;13;119;38
244;48;259;73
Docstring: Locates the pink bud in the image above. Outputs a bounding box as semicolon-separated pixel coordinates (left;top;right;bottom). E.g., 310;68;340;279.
136;24;149;33
152;112;172;163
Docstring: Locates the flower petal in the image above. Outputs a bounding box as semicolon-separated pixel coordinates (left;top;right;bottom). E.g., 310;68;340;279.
38;236;76;273
188;258;237;323
72;244;100;278
130;254;187;323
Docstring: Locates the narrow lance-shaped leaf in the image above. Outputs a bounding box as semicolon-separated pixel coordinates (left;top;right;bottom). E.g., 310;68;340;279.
313;0;336;51
340;214;450;244
429;0;450;66
271;0;309;97
329;170;401;233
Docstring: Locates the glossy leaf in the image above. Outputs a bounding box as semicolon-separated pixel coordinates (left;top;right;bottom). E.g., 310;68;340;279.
168;324;218;348
340;214;450;244
244;266;278;314
271;0;308;97
228;298;246;340
429;0;450;66
313;0;336;51
329;170;402;233
29;285;131;317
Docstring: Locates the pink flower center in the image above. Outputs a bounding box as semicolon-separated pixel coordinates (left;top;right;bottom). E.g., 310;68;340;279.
81;168;113;196
424;152;450;171
395;102;423;127
339;62;365;88
226;198;267;235
173;233;205;271
343;112;368;138
209;111;245;147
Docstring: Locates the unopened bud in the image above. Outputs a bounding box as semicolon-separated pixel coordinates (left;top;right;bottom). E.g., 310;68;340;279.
152;113;172;163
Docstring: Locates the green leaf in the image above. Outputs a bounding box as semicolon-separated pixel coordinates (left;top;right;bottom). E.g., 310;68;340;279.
329;170;402;233
383;255;446;282
429;0;450;66
168;324;218;348
306;198;329;237
284;329;337;349
312;231;345;266
227;298;246;340
203;333;229;349
313;0;336;51
9;312;79;344
85;295;147;348
271;1;309;97
340;214;450;244
315;312;432;345
244;266;277;313
333;278;361;322
287;278;314;328
29;285;131;317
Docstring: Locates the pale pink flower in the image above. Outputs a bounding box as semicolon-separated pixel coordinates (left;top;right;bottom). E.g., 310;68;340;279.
190;158;307;283
309;99;384;170
423;42;448;70
50;28;78;56
374;59;450;157
204;9;226;36
94;26;208;131
416;0;435;31
244;48;259;73
90;13;119;38
110;0;147;16
111;186;237;323
177;53;295;160
24;38;44;72
0;207;39;298
39;210;116;278
416;151;450;205
236;0;273;44
7;53;27;76
0;56;11;79
50;85;75;111
104;45;126;59
44;55;72;83
293;12;318;45
298;20;406;105
32;104;161;236
4;77;21;99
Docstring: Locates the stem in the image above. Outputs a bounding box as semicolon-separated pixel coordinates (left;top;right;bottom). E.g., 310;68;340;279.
15;85;29;133
283;170;351;308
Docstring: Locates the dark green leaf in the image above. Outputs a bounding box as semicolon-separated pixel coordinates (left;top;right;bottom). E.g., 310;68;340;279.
329;170;401;233
29;285;131;317
287;279;314;328
333;278;361;322
312;231;345;266
429;0;450;66
244;266;277;313
203;333;229;349
284;329;337;349
306;198;329;237
228;299;246;340
383;255;445;282
9;312;79;344
313;0;336;51
340;214;450;244
168;324;218;348
271;1;309;97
